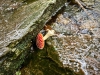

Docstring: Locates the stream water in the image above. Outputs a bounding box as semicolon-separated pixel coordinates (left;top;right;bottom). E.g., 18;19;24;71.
50;2;100;75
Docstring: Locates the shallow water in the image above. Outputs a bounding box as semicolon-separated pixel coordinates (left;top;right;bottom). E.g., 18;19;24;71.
50;3;100;75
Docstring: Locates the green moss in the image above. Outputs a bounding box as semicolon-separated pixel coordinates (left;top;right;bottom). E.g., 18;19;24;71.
21;44;78;75
0;0;67;74
16;70;21;75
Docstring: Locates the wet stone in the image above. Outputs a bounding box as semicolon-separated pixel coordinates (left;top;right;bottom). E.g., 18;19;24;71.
80;29;89;34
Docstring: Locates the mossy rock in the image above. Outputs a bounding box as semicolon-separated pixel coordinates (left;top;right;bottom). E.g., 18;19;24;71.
0;0;67;74
21;44;78;75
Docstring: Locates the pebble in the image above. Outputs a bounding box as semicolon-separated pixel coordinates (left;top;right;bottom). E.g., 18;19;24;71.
80;29;89;34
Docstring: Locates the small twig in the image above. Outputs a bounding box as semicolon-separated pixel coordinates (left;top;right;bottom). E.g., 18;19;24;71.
75;0;96;28
75;0;89;15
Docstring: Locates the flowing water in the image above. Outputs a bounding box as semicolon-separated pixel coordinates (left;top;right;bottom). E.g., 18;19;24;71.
49;2;100;75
